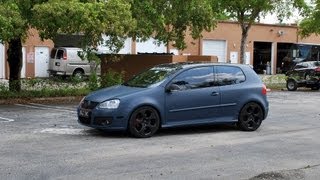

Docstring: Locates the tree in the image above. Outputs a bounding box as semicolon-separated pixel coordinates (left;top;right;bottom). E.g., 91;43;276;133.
0;0;219;92
0;0;134;92
299;1;320;37
212;0;308;64
130;0;218;50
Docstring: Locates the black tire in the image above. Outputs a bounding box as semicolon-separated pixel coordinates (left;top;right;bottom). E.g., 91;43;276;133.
128;106;160;138
286;79;297;91
237;102;264;131
73;69;84;79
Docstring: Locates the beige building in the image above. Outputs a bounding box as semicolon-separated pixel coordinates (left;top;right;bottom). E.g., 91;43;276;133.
1;21;320;79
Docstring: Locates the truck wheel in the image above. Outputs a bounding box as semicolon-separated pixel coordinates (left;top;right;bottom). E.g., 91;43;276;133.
286;79;297;91
73;69;84;79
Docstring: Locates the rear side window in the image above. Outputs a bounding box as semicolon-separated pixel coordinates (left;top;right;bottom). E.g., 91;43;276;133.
171;66;214;90
50;49;57;58
215;66;246;86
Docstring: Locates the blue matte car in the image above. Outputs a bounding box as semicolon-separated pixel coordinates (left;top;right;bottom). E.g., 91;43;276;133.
78;62;269;138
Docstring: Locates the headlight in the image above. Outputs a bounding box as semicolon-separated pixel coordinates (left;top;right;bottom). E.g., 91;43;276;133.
79;97;85;106
98;99;120;109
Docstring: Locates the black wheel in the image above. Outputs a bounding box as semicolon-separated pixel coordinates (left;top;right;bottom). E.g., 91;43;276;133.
73;69;84;79
286;79;297;91
237;102;264;131
128;106;160;138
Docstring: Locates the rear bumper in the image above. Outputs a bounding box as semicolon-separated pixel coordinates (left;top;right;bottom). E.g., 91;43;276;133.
48;70;66;76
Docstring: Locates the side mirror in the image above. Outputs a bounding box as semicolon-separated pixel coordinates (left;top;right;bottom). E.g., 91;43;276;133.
165;84;181;93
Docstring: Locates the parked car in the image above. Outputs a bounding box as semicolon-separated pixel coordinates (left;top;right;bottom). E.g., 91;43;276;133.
77;62;269;138
48;47;100;78
286;61;320;91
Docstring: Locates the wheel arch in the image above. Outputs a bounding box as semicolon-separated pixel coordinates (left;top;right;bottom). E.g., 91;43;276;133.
126;104;163;129
73;68;85;75
238;100;266;121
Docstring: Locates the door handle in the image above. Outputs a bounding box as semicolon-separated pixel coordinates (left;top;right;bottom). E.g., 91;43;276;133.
211;92;219;96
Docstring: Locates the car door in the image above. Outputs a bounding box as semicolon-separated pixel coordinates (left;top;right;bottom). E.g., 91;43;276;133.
214;65;246;121
165;66;221;125
294;62;309;82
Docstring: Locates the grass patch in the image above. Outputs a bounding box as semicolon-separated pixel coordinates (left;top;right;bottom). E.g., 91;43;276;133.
0;77;91;100
0;70;124;100
260;74;286;90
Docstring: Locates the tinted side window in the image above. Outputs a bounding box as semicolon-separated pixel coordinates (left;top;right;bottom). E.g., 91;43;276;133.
215;66;245;86
171;67;214;91
56;50;64;59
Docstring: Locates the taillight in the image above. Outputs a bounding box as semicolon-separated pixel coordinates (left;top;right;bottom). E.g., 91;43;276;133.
63;51;67;60
315;67;320;72
262;84;267;95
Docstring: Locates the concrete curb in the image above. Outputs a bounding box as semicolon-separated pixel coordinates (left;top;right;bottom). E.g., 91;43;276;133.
0;96;83;105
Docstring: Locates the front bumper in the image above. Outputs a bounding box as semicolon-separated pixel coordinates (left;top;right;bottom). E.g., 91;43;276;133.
77;107;128;130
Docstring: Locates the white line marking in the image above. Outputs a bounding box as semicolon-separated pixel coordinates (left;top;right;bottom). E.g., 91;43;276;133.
0;117;15;122
15;104;76;113
37;128;86;135
28;103;76;111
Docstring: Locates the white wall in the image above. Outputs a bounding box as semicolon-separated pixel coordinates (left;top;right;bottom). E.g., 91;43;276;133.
0;44;5;79
96;35;132;54
21;47;26;78
136;38;167;54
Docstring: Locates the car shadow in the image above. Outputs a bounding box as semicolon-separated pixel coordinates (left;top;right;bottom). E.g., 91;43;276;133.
82;124;239;138
82;128;128;138
156;124;238;137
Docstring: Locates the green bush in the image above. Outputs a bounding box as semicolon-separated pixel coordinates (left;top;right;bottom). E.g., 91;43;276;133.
87;72;99;91
0;87;90;99
100;69;124;88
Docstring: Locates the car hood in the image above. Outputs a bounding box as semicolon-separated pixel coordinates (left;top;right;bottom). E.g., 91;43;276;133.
85;85;145;103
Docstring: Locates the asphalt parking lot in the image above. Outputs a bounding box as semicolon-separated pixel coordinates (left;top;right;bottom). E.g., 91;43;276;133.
1;90;320;180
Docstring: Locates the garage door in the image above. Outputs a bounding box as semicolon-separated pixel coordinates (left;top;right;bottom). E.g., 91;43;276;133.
136;38;167;54
202;40;227;63
0;43;4;79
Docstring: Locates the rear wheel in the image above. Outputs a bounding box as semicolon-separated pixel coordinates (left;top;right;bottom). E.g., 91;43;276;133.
237;102;263;131
73;69;84;79
286;79;297;91
128;106;160;138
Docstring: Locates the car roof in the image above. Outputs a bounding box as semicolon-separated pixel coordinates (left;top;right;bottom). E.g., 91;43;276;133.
155;62;249;70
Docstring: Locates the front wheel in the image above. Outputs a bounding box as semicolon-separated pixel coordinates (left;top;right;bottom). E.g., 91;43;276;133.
286;79;297;91
128;106;160;138
237;102;264;131
311;86;320;91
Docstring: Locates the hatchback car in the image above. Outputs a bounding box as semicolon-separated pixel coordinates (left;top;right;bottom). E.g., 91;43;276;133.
78;62;269;138
286;61;320;91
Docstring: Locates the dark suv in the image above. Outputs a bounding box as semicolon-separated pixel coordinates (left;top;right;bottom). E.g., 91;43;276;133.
286;61;320;91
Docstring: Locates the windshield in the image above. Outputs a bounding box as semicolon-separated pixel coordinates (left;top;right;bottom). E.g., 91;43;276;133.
292;44;312;59
124;66;178;88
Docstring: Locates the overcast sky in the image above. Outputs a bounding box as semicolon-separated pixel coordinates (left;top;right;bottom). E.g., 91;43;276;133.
260;0;312;24
260;12;301;24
